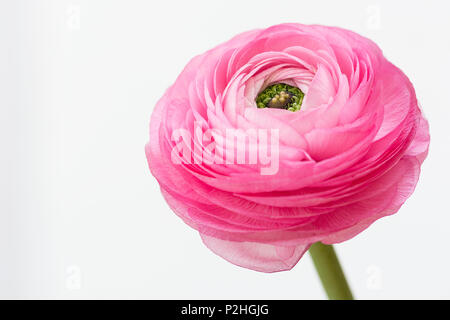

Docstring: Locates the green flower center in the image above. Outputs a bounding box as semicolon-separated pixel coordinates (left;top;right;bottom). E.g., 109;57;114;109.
256;83;304;112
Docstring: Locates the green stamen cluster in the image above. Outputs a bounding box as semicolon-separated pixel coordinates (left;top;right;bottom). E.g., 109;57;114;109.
255;83;304;112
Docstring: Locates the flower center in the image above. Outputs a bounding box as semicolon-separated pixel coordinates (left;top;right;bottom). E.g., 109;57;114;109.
256;83;304;112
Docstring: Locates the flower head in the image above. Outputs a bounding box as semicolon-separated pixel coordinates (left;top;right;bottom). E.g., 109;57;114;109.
146;23;430;272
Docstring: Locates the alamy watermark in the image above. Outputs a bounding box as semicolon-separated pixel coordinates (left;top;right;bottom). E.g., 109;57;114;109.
366;5;381;30
66;4;81;30
65;265;82;291
171;122;280;175
366;264;382;290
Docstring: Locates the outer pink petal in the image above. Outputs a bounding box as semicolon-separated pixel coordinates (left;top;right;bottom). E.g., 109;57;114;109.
201;234;310;273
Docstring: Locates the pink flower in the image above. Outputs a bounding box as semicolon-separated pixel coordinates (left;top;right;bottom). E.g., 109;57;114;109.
145;23;430;272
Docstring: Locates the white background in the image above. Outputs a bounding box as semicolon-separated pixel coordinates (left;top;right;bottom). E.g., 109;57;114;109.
1;0;449;299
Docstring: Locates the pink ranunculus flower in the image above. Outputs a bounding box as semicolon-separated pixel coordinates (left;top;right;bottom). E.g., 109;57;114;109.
146;23;430;273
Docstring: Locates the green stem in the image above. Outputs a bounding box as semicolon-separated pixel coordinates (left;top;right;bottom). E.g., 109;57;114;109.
309;242;354;300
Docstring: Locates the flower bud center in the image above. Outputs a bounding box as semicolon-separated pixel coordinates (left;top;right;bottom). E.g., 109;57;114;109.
256;83;304;112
